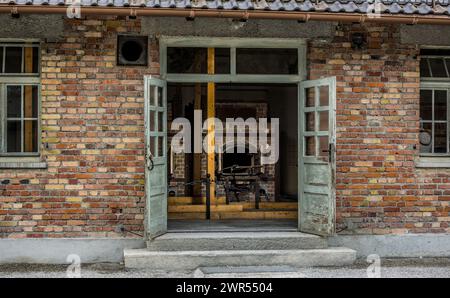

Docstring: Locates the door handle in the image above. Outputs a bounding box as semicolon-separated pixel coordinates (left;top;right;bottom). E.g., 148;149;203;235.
147;153;154;171
149;157;154;171
321;143;334;163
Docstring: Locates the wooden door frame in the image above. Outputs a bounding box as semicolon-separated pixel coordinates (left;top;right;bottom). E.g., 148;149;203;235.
151;36;337;234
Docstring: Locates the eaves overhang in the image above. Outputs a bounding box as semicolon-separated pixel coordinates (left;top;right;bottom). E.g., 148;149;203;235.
1;0;450;25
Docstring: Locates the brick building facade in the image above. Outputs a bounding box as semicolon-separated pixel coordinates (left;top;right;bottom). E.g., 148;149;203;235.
309;24;448;234
0;12;449;244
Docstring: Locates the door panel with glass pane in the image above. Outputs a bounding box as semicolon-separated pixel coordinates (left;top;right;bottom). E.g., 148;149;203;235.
298;77;336;236
145;76;167;239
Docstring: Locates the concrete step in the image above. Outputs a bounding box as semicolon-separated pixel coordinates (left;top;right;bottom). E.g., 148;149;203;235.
168;204;244;213
124;247;357;270
147;232;328;251
168;196;227;205
168;210;297;220
193;265;306;278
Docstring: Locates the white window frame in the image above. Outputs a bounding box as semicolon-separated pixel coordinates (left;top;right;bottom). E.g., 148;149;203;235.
417;46;450;167
419;84;450;156
0;41;41;157
159;36;307;83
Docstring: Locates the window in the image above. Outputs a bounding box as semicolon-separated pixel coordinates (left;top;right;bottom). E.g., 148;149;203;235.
167;47;230;74
236;48;298;74
419;89;449;154
420;49;450;79
0;42;40;156
165;46;299;75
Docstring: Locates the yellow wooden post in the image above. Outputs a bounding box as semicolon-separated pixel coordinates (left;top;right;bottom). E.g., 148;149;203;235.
207;48;215;204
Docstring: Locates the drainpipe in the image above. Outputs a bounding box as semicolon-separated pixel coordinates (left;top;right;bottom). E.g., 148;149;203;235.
0;6;450;25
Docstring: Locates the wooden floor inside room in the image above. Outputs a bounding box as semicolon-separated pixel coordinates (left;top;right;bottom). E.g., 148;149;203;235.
168;196;298;220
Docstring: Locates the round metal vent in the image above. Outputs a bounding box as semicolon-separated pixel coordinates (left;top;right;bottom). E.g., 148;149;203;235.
117;35;148;66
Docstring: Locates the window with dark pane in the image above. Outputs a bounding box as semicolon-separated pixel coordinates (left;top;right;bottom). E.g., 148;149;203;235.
236;48;298;74
434;122;447;153
7;121;21;152
215;48;230;74
420;90;432;121
32;47;39;73
420;49;450;79
4;84;39;154
7;85;21;118
167;47;207;73
429;58;448;77
420;58;431;78
167;47;230;74
0;44;39;75
434;90;447;121
5;47;22;73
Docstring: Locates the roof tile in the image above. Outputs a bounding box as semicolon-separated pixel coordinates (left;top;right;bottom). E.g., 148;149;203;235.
1;0;450;16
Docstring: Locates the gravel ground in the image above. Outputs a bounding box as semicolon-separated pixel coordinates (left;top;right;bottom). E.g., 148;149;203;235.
0;258;449;278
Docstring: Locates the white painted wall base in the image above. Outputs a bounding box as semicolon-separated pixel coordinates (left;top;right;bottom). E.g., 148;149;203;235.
0;238;145;264
329;234;450;258
0;234;449;264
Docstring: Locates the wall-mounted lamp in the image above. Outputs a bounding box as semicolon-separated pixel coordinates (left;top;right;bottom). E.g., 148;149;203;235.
128;9;137;20
232;18;247;24
297;15;310;23
11;7;19;19
351;32;366;49
230;18;247;30
186;11;195;21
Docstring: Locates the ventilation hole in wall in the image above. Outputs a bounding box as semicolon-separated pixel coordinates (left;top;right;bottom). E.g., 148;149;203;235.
121;41;142;62
117;35;148;66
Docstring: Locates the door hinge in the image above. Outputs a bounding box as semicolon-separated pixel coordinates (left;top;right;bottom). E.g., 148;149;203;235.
321;143;335;163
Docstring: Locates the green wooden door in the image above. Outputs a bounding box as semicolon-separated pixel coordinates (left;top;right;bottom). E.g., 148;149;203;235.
298;77;336;236
145;76;167;239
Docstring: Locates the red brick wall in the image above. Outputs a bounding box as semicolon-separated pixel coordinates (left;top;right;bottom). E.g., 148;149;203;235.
309;23;449;234
0;16;158;238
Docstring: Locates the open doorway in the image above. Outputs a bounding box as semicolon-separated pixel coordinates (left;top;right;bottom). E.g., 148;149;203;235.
144;37;336;238
166;82;298;231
